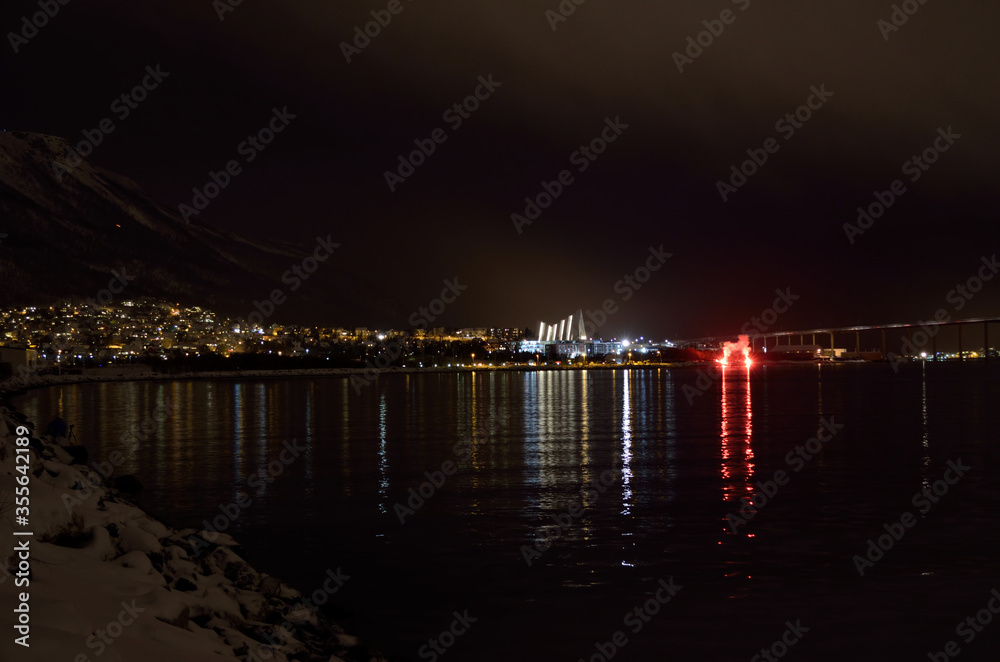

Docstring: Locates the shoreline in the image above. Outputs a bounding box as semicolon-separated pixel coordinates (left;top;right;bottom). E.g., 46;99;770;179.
0;362;700;399
0;361;700;661
0;357;910;401
0;392;390;661
0;357;935;659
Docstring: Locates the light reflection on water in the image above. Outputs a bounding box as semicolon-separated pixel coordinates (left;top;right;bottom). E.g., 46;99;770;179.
12;364;1000;661
378;392;389;517
621;370;633;566
720;364;754;505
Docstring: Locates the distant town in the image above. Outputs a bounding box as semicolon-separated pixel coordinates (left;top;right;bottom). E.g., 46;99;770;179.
3;298;996;381
0;298;675;377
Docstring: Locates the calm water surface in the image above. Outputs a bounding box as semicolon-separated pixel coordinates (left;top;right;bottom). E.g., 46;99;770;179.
14;364;1000;661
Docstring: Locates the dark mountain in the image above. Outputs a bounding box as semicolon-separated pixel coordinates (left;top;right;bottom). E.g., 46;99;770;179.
0;131;390;326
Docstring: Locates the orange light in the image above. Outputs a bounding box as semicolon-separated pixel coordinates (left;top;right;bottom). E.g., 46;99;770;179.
720;335;751;369
718;344;733;367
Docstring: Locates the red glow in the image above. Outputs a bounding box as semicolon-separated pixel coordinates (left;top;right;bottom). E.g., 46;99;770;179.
719;334;752;368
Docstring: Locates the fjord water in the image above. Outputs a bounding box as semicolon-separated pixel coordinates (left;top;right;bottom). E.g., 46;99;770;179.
15;364;1000;661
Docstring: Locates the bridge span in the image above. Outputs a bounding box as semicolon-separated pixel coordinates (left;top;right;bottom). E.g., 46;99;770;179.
677;317;1000;361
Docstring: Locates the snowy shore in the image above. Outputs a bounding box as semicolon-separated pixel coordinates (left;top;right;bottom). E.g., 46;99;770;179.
0;391;387;661
0;362;692;660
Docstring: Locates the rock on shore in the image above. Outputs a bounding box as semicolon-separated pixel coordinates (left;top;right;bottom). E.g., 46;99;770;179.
0;404;387;662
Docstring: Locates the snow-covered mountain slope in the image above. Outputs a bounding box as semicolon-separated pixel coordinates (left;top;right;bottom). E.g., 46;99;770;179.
0;131;379;325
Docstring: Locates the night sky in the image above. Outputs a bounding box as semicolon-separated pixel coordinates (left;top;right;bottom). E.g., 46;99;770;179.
5;0;998;338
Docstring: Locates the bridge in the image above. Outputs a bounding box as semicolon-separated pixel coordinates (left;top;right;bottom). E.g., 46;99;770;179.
676;316;1000;361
